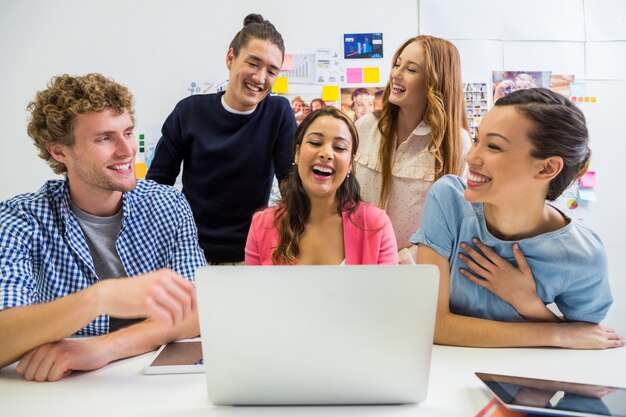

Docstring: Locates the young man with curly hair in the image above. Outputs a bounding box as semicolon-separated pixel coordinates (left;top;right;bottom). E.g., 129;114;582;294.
0;73;207;381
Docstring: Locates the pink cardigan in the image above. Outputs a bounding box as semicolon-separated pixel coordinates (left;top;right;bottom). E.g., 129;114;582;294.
245;202;398;265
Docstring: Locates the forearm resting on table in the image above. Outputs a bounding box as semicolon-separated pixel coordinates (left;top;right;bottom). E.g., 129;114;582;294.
434;311;624;349
434;311;563;348
0;286;102;368
92;310;200;364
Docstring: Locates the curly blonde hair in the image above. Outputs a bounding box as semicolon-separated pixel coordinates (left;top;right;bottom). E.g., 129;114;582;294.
375;36;468;208
27;73;134;175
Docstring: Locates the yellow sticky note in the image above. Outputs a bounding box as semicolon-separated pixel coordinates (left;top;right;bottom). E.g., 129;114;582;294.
584;96;590;103
135;162;147;179
363;67;380;83
591;96;597;103
272;77;288;94
322;85;340;102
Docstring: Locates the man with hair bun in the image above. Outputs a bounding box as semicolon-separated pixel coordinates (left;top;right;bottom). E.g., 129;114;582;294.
148;13;296;265
0;73;207;381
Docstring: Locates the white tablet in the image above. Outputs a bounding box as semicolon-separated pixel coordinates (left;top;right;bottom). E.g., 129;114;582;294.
476;372;626;417
143;339;204;375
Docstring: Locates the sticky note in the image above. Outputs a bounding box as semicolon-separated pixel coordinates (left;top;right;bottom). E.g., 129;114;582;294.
281;54;293;71
584;96;590;102
272;77;288;94
363;67;380;83
570;81;586;97
578;188;597;201
135;162;147;179
579;171;596;188
347;67;363;84
591;96;597;103
322;85;340;102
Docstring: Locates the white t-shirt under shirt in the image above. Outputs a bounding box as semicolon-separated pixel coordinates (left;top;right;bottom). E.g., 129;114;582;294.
354;113;471;250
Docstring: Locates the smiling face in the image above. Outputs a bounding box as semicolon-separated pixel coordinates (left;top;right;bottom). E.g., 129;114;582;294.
292;99;303;114
464;106;547;206
48;109;136;213
224;38;283;112
352;93;374;120
388;41;428;111
295;115;354;203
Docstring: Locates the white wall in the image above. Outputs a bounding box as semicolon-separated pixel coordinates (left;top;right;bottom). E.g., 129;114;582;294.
1;0;624;331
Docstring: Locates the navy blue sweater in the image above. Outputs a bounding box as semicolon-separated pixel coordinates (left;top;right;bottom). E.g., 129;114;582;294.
147;93;296;262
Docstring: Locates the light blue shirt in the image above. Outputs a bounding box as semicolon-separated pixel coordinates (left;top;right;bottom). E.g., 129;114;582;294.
0;179;207;335
411;175;612;323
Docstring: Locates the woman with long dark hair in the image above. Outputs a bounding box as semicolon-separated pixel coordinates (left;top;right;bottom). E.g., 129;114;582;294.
246;107;397;265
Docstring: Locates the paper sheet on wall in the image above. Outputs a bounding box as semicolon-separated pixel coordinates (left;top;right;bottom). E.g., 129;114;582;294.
181;79;227;98
554;182;587;221
420;0;500;40
499;0;584;41
503;42;585;80
137;122;162;171
314;49;346;84
280;54;316;84
585;0;626;41
464;82;489;137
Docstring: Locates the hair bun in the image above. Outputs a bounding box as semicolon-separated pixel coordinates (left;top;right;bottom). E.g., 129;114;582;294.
243;13;265;26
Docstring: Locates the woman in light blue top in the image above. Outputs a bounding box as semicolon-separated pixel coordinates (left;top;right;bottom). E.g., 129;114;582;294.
413;88;624;349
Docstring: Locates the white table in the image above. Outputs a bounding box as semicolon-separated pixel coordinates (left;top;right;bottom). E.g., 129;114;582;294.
1;345;625;417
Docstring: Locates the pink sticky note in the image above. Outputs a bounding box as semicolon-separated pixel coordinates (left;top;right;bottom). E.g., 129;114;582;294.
579;171;596;188
281;54;293;71
347;67;363;84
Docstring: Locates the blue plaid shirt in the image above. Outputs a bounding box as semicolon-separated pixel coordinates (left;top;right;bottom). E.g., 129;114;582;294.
0;179;207;335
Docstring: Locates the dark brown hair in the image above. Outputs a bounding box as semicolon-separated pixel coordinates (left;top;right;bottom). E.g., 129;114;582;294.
272;107;361;264
229;13;285;60
495;88;591;201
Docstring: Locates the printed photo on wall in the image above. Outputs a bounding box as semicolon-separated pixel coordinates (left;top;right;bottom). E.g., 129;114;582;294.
278;90;339;125
340;87;385;122
492;71;551;103
463;82;489;138
550;74;575;99
343;33;383;59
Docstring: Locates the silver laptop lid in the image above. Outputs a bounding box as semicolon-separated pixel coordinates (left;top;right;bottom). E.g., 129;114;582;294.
196;265;439;405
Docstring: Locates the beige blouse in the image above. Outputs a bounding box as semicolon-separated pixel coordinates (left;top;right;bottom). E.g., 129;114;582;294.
354;113;471;250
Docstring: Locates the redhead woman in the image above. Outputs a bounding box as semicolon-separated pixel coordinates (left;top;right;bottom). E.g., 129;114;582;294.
354;35;470;262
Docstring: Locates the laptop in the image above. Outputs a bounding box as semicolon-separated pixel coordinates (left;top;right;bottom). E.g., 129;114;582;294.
195;264;439;406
